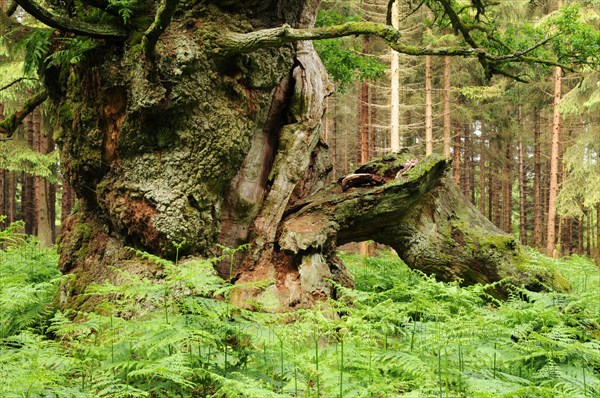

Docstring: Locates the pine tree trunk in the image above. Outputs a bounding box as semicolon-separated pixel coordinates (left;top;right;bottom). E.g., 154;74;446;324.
586;209;591;256
502;139;512;233
35;110;55;245
22;115;36;235
390;0;400;153
518;139;527;245
479;132;486;216
453;121;460;184
424;55;433;155
596;204;600;266
443;56;451;158
533;110;543;248
546;0;563;256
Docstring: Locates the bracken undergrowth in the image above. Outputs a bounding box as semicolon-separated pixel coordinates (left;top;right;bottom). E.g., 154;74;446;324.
0;222;598;397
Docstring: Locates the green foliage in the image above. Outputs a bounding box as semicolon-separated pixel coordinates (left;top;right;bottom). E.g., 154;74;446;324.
19;29;52;77
107;0;139;24
46;37;97;69
0;230;598;397
0;142;59;182
0;221;60;338
314;10;386;91
556;130;600;217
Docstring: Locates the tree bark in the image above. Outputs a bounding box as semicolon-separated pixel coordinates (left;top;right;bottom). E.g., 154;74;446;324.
390;1;401;153
518;138;527;245
502;137;512;233
453;121;461;184
546;0;563;256
424;55;433;156
533;110;542;248
479;131;486;216
276;153;562;300
443;56;451;159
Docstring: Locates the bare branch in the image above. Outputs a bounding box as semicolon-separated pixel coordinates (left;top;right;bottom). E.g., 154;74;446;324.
14;0;126;39
142;0;178;57
0;90;48;139
0;77;39;92
493;35;557;61
216;22;485;58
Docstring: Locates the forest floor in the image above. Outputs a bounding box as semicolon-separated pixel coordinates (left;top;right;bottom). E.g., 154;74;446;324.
1;224;599;397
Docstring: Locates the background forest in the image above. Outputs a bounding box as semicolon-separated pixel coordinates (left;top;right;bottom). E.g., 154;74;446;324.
1;0;600;396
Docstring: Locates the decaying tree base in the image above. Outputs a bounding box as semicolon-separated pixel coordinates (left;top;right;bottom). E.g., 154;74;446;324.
230;151;568;310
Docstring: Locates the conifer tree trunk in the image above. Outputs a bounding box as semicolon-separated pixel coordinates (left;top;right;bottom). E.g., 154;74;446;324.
586;209;591;256
22;115;36;235
424;55;433;155
453;121;460;184
596;203;600;267
390;0;400;153
35;111;54;245
502;139;512;233
518;139;527;245
443;56;451;158
546;0;563;256
479;131;486;215
533;110;543;248
461;125;471;199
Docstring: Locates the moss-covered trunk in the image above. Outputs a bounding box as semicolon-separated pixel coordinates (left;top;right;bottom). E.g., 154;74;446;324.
51;0;561;312
54;0;341;310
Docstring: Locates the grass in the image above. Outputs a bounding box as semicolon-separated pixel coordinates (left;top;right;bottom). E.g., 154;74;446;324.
0;224;599;397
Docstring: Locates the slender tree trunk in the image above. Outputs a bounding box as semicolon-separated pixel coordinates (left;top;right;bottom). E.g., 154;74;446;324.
443;56;451;158
460;125;470;199
533;110;542;248
518;138;527;245
331;94;338;180
577;216;583;255
586;209;591;256
22;115;36;235
453;121;460;184
7;171;15;223
35;110;54;245
360;82;369;164
546;0;563;256
502;138;512;233
424;55;433;155
479;131;486;215
596;203;600;267
0;169;5;229
390;0;400;153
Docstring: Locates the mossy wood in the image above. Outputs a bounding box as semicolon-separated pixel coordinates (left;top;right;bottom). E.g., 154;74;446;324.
5;0;560;311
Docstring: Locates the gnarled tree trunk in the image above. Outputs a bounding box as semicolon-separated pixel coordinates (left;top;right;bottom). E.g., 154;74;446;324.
43;0;561;311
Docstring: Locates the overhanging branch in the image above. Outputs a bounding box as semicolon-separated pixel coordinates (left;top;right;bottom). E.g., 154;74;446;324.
0;90;48;139
216;22;484;58
14;0;126;39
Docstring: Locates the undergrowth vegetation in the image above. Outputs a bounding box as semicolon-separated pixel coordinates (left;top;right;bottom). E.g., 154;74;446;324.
1;222;599;397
